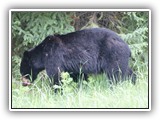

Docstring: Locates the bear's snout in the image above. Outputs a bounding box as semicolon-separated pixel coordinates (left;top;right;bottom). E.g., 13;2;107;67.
22;77;31;86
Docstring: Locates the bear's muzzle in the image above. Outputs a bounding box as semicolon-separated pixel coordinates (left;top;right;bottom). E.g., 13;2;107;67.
22;76;32;86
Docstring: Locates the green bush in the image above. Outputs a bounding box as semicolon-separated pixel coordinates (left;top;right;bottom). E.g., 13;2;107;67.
119;12;149;73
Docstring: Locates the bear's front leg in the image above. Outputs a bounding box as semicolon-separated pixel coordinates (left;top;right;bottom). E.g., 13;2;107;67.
46;66;62;93
53;73;61;93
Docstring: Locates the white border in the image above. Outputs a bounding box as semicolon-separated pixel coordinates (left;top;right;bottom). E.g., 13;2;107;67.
9;9;151;111
149;9;151;111
9;9;150;11
9;9;12;111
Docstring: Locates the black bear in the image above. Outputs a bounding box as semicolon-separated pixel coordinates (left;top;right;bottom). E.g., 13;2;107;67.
20;28;136;87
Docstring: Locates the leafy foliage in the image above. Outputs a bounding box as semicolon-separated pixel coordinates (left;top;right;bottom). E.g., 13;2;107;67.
119;12;149;72
12;12;74;56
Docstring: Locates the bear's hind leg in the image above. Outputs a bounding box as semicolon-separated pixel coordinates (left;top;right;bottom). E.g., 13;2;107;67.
126;68;136;85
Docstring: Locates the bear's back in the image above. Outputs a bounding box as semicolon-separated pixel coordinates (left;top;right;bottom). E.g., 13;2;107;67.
56;28;119;45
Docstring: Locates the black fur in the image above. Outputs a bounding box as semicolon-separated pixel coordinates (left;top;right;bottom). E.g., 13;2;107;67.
20;28;136;87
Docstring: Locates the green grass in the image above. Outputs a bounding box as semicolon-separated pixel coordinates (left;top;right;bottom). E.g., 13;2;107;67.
11;67;148;109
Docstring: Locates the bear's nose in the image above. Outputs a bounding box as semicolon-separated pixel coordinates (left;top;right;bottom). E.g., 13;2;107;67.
21;76;31;86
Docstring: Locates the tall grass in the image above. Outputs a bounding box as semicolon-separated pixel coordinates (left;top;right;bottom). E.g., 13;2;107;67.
11;64;148;109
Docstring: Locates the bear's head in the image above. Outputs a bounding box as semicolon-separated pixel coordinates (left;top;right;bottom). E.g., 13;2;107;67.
20;51;32;86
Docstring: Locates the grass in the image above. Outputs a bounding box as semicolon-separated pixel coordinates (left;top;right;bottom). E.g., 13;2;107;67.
11;66;149;109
